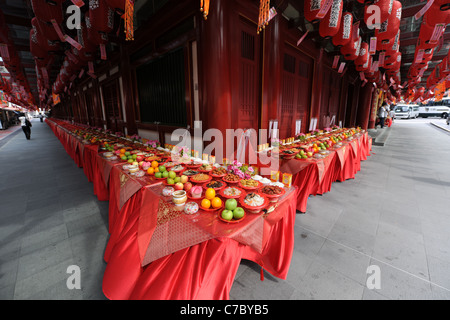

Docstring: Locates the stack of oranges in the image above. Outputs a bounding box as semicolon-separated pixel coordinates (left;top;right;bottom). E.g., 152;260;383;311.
147;160;160;175
201;188;222;209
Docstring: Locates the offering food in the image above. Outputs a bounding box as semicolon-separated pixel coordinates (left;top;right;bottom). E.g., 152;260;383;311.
204;180;225;190
199;164;212;171
243;192;265;207
182;169;199;176
190;186;203;199
240;179;258;187
260;185;283;195
220;186;243;198
172;164;184;172
191;173;211;182
223;173;240;183
211;167;227;176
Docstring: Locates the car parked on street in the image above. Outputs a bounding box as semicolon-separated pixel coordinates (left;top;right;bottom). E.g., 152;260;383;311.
394;104;419;119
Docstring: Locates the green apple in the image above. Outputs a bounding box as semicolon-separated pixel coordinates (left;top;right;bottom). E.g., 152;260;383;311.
132;154;137;159
174;177;181;183
180;175;188;184
168;171;176;179
162;171;169;178
225;198;237;211
127;159;134;163
167;178;175;185
233;207;245;219
159;165;166;173
121;156;127;161
155;172;162;179
125;151;131;156
221;209;233;221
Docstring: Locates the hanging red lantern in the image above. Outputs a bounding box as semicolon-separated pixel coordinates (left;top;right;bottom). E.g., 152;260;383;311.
304;0;326;23
105;0;135;40
319;0;343;38
355;42;369;68
341;35;361;61
364;0;394;29
357;55;372;72
417;23;439;50
332;12;353;47
89;0;115;34
31;18;59;53
375;0;401;46
30;0;64;23
30;28;47;60
423;3;450;28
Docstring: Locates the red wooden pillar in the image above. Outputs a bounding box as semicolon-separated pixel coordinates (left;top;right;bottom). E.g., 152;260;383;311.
261;14;282;131
356;83;374;130
198;0;233;136
310;48;324;126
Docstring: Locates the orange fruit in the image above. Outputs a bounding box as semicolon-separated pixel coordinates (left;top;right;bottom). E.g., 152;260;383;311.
205;188;215;200
201;199;211;209
120;148;126;154
211;197;222;209
154;167;159;173
151;161;159;168
147;167;154;175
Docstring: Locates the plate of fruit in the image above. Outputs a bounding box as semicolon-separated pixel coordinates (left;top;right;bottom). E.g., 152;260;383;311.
218;199;246;223
199;189;224;212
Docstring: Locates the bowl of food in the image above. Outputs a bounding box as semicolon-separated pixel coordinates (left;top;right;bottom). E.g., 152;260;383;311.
239;192;269;214
259;185;286;203
238;179;261;190
199;164;213;172
210;167;227;178
189;173;212;184
223;173;240;184
219;186;245;199
203;180;226;191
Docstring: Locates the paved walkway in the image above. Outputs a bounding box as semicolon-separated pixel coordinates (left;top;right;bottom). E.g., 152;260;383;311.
1;118;449;300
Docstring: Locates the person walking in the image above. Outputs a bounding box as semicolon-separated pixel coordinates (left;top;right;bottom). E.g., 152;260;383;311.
19;114;32;140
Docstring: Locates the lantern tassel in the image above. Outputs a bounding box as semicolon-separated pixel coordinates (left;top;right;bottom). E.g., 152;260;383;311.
124;0;134;41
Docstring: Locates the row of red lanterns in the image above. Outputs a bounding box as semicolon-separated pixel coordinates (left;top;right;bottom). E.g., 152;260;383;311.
304;0;403;92
29;0;134;106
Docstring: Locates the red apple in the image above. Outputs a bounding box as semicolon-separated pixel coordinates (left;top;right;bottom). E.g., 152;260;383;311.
184;182;193;192
174;182;184;190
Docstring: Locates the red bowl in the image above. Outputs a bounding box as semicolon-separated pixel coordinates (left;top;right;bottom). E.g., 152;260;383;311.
218;186;245;199
222;177;239;184
200;202;224;212
202;180;227;191
199;169;213;173
171;166;185;173
190;175;212;184
238;180;262;191
210;172;227;179
259;186;286;202
239;193;269;213
217;210;246;223
186;163;202;169
187;189;204;200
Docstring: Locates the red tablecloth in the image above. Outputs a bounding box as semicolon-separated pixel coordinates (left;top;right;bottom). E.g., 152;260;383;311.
46;119;371;299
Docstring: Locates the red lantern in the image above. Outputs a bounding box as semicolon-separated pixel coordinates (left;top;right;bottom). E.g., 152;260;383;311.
357;55;372;72
341;35;361;61
332;12;353;47
417;23;439;50
89;0;115;34
30;28;47;60
375;0;401;46
30;0;64;23
319;0;343;38
31;18;59;52
423;3;450;27
355;42;369;68
364;0;394;29
304;0;326;22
